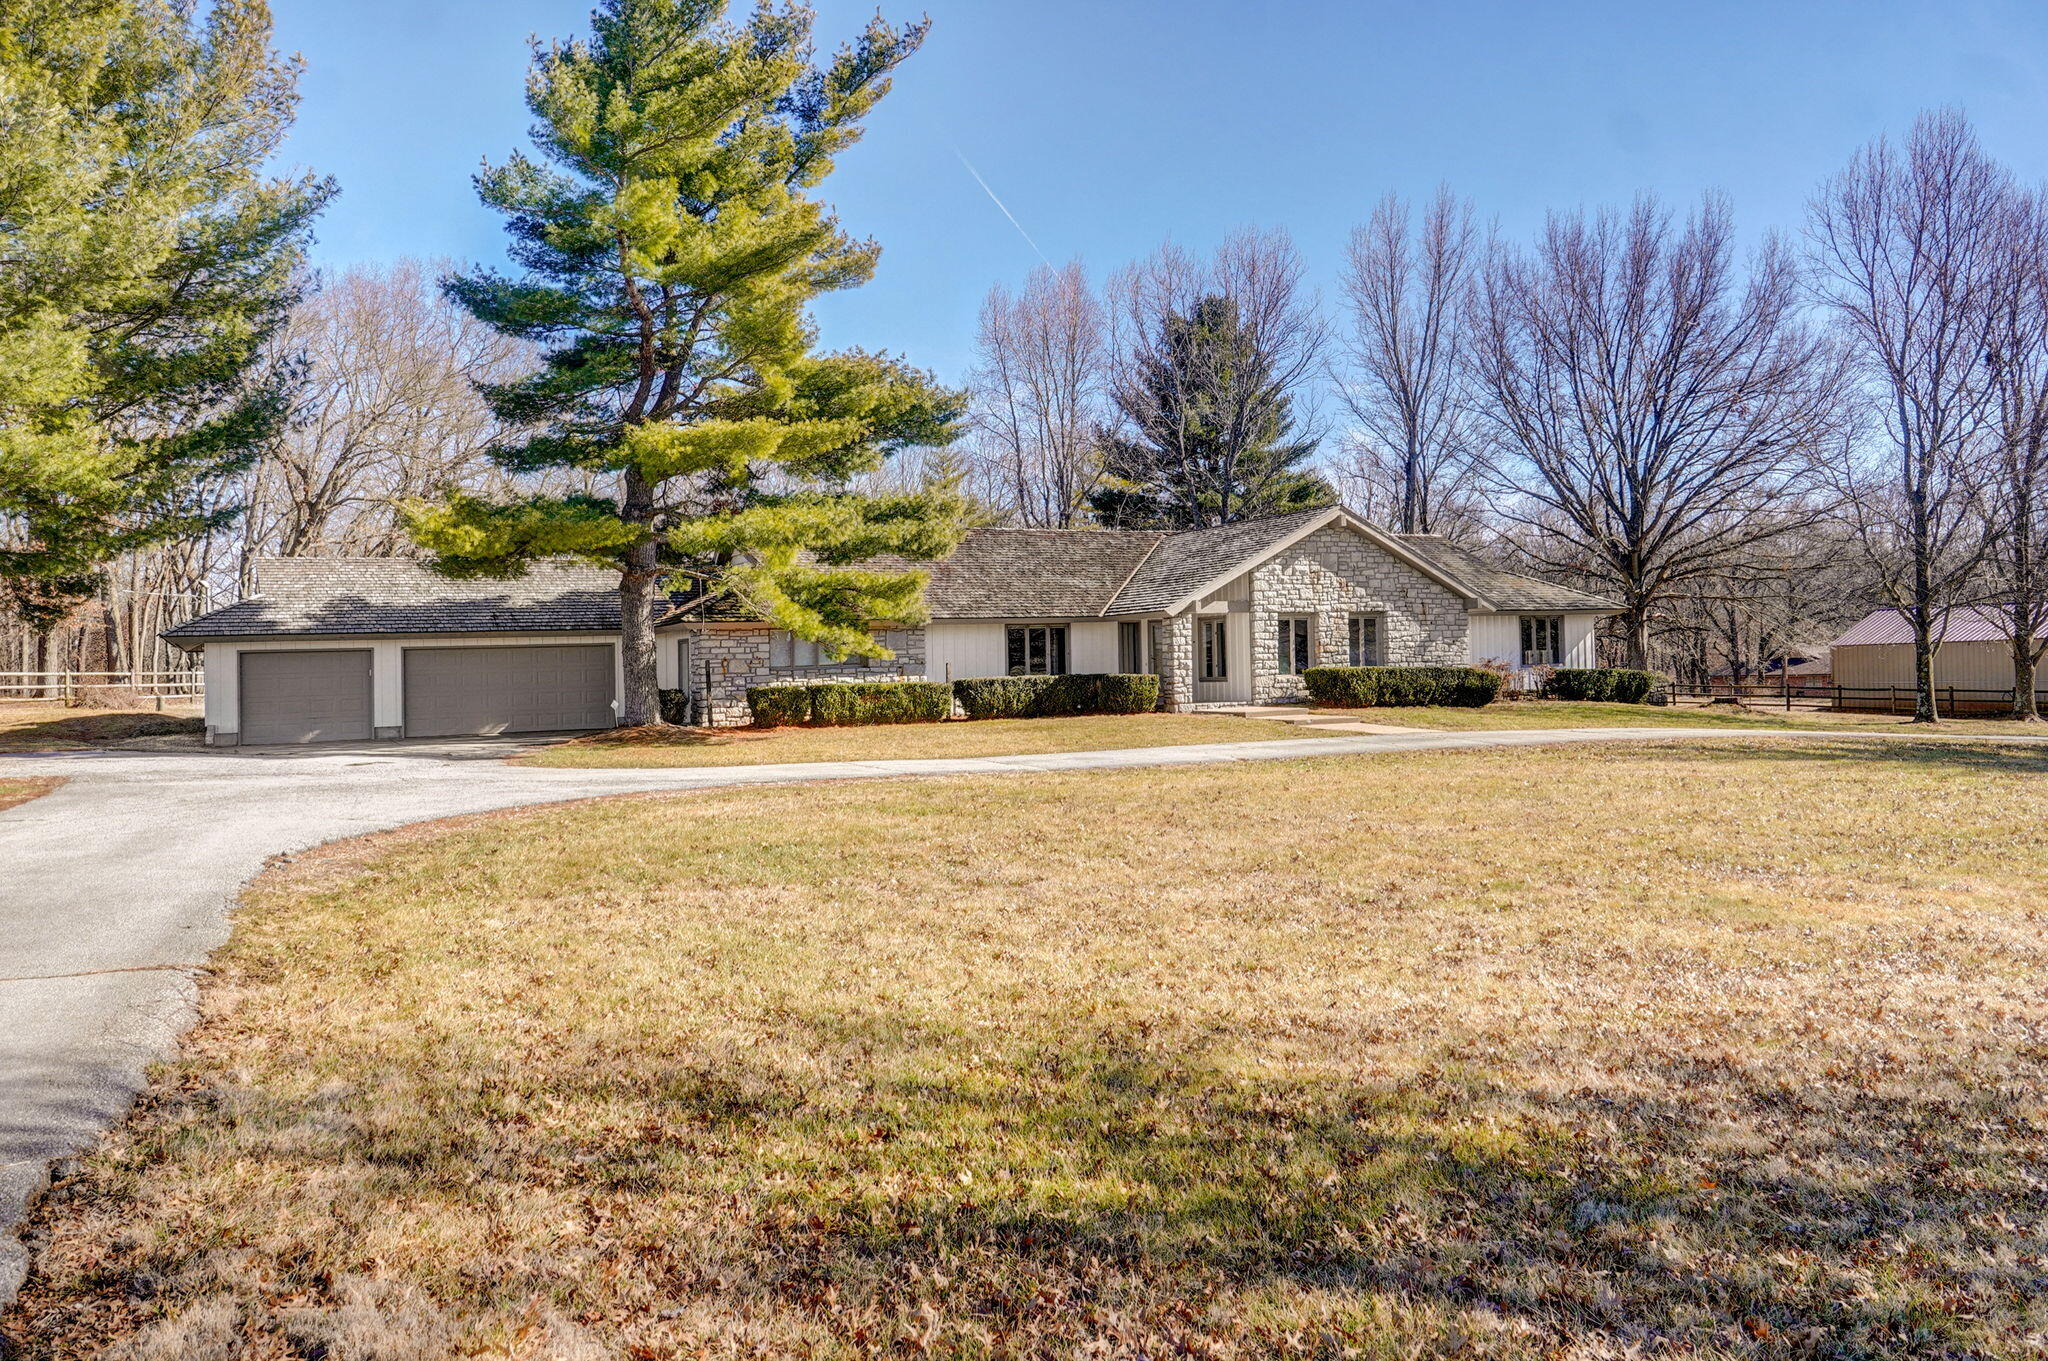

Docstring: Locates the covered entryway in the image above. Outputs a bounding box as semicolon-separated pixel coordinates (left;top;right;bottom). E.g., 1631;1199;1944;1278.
238;649;374;745
402;644;616;738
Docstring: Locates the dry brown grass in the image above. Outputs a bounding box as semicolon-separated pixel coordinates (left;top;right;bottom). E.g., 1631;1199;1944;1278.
518;711;1340;768
7;739;2048;1359
0;704;202;752
0;776;61;810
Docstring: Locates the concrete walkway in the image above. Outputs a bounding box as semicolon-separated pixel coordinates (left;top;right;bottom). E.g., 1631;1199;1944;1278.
0;721;2028;1299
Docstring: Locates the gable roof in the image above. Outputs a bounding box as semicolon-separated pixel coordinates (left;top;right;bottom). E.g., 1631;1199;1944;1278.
164;559;646;641
1105;508;1336;614
1394;536;1622;613
1834;606;2048;647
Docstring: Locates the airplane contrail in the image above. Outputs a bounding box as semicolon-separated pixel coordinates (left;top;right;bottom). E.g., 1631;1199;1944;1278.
954;149;1052;268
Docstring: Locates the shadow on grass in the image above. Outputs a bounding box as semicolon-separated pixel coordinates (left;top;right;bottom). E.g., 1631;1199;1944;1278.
1676;734;2048;775
0;711;201;751
52;1009;2026;1360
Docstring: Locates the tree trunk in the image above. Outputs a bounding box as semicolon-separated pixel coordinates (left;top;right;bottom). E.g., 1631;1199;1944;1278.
29;628;50;701
2014;639;2042;721
1911;616;1939;723
1622;600;1652;671
1401;444;1422;535
617;468;664;728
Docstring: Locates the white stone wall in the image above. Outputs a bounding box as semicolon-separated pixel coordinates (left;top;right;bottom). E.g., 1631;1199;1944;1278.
675;626;928;726
1246;525;1471;703
1156;610;1196;711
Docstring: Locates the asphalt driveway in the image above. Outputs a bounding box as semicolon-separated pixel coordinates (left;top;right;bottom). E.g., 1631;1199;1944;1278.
0;722;2010;1301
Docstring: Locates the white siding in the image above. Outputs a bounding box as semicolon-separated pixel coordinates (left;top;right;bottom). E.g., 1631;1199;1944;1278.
1468;612;1600;669
924;620;1120;681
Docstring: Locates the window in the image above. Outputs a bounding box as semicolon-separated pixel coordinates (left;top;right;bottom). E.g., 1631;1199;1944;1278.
1006;624;1068;675
1118;620;1144;674
1348;614;1382;666
1520;615;1563;666
1199;618;1228;680
1276;616;1312;676
770;631;873;669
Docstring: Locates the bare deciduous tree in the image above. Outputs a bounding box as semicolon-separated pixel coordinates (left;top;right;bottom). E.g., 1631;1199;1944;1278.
1470;194;1846;668
1808;110;2011;722
238;258;532;574
1982;185;2048;719
1335;187;1478;535
969;261;1107;526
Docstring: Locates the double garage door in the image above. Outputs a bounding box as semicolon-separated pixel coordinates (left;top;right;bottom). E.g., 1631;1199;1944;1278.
236;644;614;744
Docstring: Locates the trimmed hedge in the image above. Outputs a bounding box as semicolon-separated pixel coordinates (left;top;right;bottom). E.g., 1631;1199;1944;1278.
809;680;951;727
953;672;1161;720
1302;665;1503;708
1544;667;1659;704
745;685;815;728
744;680;950;728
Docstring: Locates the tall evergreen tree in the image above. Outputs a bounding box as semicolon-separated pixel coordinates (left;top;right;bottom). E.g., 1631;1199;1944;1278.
0;0;331;666
407;0;965;727
1090;294;1334;528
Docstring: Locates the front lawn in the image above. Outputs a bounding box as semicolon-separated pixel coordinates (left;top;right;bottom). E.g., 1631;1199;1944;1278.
0;776;60;810
1314;698;2048;736
9;738;2048;1358
0;703;202;751
518;710;1342;768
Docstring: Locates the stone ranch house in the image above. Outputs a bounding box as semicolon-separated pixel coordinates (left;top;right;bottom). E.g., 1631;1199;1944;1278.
167;506;1618;745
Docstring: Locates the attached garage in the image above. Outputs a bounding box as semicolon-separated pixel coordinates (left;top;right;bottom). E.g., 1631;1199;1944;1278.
238;649;374;746
402;643;616;738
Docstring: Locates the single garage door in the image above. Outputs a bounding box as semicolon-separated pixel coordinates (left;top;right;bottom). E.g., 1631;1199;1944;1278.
403;644;615;738
238;649;373;745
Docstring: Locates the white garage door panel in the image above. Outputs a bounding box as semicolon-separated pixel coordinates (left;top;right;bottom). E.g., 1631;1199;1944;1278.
404;644;615;738
239;649;374;745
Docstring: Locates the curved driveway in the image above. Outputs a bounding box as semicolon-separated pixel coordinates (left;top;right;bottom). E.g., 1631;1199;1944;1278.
0;722;2018;1299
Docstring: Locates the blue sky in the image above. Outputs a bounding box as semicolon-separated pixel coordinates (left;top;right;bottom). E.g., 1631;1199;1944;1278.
272;1;2048;389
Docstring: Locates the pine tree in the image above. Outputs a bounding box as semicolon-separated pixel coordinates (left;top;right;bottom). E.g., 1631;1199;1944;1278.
0;0;331;665
1090;295;1334;529
407;0;965;726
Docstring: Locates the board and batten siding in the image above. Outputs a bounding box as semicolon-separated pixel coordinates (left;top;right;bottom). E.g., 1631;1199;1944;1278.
1832;640;2047;697
1467;612;1600;670
923;620;1121;682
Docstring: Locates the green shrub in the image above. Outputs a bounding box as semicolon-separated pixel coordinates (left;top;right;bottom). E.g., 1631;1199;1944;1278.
1081;672;1160;714
1544;668;1659;704
745;685;814;728
1301;665;1503;708
952;672;1162;720
657;688;693;725
806;680;951;727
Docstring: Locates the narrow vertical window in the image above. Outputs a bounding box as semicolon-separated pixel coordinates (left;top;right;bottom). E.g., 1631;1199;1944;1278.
1118;620;1143;673
1348;614;1381;666
1276;616;1312;675
1199;619;1228;680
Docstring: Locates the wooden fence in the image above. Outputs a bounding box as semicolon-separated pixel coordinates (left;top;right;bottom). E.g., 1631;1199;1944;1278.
1668;680;2043;715
0;671;204;706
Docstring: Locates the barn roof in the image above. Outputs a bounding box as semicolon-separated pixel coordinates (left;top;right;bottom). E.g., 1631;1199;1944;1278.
1833;606;2048;647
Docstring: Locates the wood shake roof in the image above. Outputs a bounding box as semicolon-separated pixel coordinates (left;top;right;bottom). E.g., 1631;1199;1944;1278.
166;512;1620;642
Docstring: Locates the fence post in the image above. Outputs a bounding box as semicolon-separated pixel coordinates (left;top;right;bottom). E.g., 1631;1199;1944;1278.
1946;685;1955;717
